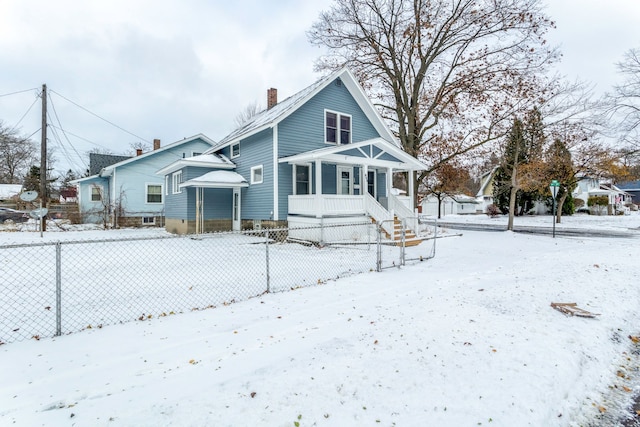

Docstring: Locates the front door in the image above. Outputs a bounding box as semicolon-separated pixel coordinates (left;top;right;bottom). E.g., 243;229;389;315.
232;188;241;231
337;166;353;195
367;170;376;198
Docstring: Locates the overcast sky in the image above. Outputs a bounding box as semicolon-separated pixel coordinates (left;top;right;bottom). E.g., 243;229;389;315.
0;0;638;176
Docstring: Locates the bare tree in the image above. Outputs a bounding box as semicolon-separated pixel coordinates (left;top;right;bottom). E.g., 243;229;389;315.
127;141;152;156
612;48;640;148
422;161;471;218
0;122;37;184
234;101;263;128
309;0;559;204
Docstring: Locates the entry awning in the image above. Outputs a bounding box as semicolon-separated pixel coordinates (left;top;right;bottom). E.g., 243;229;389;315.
180;170;249;189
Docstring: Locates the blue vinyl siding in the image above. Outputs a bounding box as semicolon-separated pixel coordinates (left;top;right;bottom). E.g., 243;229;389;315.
202;188;233;219
276;79;381;213
277;80;380;158
77;176;109;223
233;129;273;219
112;139;211;218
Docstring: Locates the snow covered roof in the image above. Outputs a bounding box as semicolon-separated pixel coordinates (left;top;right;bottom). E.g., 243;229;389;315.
156;153;234;176
101;134;216;177
206;68;399;152
180;170;248;189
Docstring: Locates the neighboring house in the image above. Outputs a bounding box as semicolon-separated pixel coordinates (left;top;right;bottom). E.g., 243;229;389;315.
573;176;633;215
475;167;498;213
58;187;77;204
420;194;480;217
73;135;215;226
89;153;131;175
159;68;427;242
617;180;640;207
0;184;23;202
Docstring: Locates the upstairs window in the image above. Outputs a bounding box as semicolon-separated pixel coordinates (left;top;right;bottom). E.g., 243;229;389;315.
325;110;351;144
231;143;240;158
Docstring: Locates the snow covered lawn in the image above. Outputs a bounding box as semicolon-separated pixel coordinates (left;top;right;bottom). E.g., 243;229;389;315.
1;218;640;426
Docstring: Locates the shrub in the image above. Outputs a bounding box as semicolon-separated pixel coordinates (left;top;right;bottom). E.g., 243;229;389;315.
486;204;500;218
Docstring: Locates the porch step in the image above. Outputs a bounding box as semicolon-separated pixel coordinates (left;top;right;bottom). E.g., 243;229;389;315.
371;217;422;247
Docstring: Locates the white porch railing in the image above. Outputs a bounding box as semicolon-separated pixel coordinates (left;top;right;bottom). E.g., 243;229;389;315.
388;193;418;234
288;193;417;237
364;194;394;237
288;195;366;217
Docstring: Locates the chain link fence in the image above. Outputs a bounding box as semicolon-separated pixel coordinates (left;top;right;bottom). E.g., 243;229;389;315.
0;220;436;345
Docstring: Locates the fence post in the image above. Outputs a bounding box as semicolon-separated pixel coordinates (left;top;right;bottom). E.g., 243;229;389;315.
265;228;270;293
55;241;62;336
401;218;406;266
376;224;382;272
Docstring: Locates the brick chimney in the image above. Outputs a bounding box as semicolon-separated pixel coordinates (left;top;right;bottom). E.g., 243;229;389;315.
267;88;277;109
136;148;143;156
153;139;161;150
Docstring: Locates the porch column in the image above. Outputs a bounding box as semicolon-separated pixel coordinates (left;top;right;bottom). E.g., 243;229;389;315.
408;169;415;209
362;164;368;197
386;167;393;197
315;159;322;218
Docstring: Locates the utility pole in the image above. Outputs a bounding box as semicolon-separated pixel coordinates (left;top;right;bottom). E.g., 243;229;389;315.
40;83;47;232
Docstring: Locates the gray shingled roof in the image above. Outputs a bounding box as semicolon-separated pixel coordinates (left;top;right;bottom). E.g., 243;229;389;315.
89;153;131;175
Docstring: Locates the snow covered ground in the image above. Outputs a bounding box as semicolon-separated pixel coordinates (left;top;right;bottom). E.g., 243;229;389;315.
1;213;640;426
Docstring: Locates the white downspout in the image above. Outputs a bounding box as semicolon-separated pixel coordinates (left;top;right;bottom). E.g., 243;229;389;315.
273;125;279;221
315;159;322;218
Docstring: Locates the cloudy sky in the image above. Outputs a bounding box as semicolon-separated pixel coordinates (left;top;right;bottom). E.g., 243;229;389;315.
0;0;638;175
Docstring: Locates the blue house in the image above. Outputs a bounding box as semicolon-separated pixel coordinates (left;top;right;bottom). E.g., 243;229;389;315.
159;68;427;242
617;180;639;206
74;135;215;226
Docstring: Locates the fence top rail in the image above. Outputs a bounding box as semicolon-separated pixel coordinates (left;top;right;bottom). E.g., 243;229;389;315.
0;221;378;249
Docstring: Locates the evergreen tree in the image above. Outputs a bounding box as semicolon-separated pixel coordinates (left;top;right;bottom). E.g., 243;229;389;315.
545;138;576;222
22;165;55;201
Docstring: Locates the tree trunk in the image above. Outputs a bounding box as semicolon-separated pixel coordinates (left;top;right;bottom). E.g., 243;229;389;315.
556;192;568;224
507;185;517;230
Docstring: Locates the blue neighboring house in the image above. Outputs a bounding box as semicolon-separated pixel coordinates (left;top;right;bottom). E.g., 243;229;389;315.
159;68;427;241
73;135;215;226
617;180;639;206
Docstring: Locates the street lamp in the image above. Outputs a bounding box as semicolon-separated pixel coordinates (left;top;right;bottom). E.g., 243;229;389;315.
549;179;560;238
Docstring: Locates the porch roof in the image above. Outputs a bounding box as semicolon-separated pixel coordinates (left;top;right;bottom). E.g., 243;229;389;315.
180;170;249;189
278;138;427;171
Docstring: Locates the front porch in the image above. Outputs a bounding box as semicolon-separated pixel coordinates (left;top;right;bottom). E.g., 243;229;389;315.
287;192;420;245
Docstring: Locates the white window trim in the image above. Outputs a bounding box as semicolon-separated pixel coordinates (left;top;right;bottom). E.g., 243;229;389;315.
165;176;169;196
172;171;183;194
251;165;263;185
293;163;312;195
231;142;240;159
90;184;103;202
145;183;163;204
324;109;352;145
142;216;156;225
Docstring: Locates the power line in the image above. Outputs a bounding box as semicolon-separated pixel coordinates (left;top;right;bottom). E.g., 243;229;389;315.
48;95;88;171
49;89;151;143
7;94;40;133
0;87;38;98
